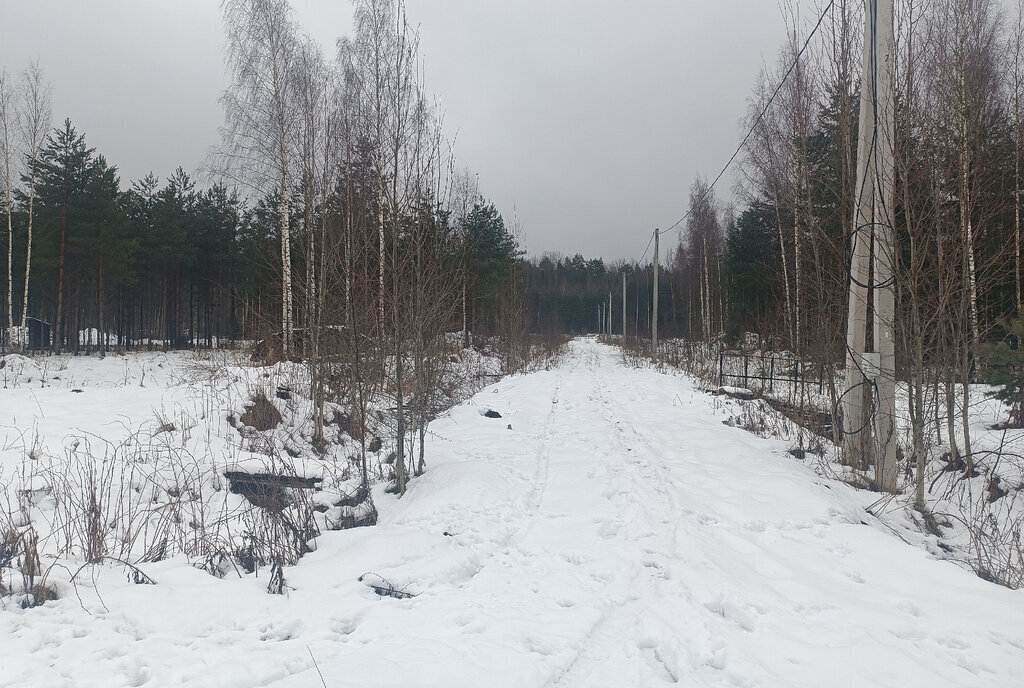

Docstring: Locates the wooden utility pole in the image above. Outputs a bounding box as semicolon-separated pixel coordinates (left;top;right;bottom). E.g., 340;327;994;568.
652;229;659;360
843;0;898;492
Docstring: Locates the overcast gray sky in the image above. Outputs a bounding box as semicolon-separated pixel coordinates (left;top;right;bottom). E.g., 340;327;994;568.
0;1;788;262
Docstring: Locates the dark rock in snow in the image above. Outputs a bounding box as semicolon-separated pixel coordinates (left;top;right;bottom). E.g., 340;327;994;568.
330;411;364;440
359;572;414;599
484;410;502;418
331;501;378;530
716;386;756;400
988;476;1008;503
224;471;320;512
240;394;282;431
332;485;369;508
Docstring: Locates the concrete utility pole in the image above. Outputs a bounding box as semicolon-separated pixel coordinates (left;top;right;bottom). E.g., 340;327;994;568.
652;229;660;360
622;272;627;337
608;292;613;335
843;0;898;492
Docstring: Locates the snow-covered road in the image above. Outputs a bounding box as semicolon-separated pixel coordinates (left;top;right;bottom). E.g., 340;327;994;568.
5;339;1024;687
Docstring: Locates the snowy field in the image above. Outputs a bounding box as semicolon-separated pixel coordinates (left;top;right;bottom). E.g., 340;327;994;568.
2;339;1024;687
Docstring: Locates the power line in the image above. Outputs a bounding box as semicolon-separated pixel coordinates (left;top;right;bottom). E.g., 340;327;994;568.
637;229;656;265
625;0;837;348
656;0;838;242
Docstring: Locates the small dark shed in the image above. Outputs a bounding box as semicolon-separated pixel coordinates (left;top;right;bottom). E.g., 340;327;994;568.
26;318;51;351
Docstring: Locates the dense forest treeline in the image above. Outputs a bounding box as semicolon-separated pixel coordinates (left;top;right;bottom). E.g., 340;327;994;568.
0;116;521;355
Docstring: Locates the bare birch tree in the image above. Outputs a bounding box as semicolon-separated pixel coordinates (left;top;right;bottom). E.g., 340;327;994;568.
1012;0;1024;314
15;61;51;349
291;33;335;447
0;69;17;348
220;0;299;358
353;0;426;495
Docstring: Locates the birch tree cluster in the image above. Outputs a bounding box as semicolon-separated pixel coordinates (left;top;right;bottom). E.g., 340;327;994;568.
215;0;524;494
0;61;50;352
0;0;525;496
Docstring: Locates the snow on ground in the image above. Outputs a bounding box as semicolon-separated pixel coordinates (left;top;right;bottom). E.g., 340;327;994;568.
679;338;1024;586
2;339;1024;687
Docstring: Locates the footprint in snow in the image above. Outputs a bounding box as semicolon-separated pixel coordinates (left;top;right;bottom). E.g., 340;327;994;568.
331;618;358;639
637;638;681;683
259;621;302;642
449;613;476;629
704;596;757;632
897;600;923;617
642;558;672;580
524;636;556;656
937;635;972;650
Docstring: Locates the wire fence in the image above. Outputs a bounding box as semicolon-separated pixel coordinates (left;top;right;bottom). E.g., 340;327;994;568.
717;350;829;397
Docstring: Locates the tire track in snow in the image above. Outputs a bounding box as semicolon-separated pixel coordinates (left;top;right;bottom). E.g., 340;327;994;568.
528;373;562;516
544;350;696;687
509;372;562;551
458;371;562;589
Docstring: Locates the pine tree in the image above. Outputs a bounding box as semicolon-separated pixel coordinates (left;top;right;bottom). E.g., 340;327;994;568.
79;155;132;354
34;119;94;352
462;201;522;336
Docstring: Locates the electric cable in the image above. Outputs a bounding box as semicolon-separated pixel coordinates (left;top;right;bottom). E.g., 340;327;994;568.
656;0;838;241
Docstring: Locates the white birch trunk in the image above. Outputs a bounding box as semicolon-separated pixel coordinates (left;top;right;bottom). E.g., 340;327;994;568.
0;72;13;346
21;174;36;338
773;188;795;347
702;236;711;340
4;177;11;344
280;172;293;358
1016;72;1022;313
793;202;801;355
379;190;386;332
